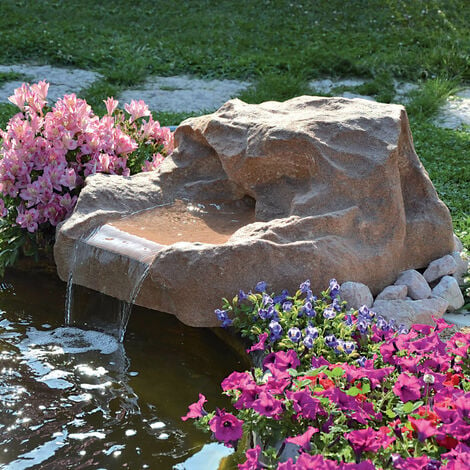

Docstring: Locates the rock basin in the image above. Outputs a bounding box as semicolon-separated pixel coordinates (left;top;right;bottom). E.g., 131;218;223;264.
54;96;454;327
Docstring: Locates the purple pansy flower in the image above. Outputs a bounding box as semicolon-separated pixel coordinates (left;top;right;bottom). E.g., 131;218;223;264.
255;281;267;293
288;327;302;343
329;278;340;299
269;320;283;340
323;307;336;319
215;309;232;328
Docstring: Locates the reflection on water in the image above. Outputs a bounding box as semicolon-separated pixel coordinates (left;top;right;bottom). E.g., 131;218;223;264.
0;269;246;469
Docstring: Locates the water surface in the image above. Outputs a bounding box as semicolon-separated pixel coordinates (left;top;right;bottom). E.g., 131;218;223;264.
0;269;245;469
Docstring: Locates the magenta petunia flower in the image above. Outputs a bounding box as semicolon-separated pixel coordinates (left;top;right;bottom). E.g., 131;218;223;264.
442;442;470;468
221;371;255;392
286;389;323;420
339;460;376;469
181;393;207;421
345;428;382;457
285;425;318;450
392;455;436;470
238;444;262;470
246;332;269;353
393;373;422;402
209;408;243;445
263;350;300;372
251;391;284;419
409;416;437;442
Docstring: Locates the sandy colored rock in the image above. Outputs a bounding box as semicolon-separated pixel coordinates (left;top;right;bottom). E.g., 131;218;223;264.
372;298;449;328
54;96;454;327
432;276;465;311
375;285;408;301
339;282;373;309
394;270;431;300
423;254;457;283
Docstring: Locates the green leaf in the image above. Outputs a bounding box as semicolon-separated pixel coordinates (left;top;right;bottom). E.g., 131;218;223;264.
326;367;345;378
346;386;362;396
385;409;397;419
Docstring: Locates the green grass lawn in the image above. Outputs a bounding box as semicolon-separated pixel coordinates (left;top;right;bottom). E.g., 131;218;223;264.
0;0;468;246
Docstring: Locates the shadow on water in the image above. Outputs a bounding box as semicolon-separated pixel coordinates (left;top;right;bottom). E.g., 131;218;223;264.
0;268;248;469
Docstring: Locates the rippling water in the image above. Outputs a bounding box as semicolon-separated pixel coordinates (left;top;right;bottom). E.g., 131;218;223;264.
0;269;246;469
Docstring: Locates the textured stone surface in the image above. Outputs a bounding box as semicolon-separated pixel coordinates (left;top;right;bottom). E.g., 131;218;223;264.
423;254;458;283
375;285;408;301
394;270;432;300
54;96;454;327
451;251;469;285
339;282;373;309
432;276;465;311
453;234;464;252
372;298;449;327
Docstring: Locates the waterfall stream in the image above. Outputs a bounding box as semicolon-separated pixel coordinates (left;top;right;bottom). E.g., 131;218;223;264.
64;226;156;341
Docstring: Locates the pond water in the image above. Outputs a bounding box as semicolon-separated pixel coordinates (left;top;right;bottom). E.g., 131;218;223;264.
0;268;247;469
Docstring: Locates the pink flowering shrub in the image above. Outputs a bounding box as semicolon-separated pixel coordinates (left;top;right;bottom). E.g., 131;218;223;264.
0;81;173;271
183;280;470;469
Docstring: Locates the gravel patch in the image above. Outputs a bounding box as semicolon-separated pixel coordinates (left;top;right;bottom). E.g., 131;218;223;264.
0;64;101;103
119;75;251;113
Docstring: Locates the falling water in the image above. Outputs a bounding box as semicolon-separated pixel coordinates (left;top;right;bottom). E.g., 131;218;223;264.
116;263;151;342
64;226;155;341
64;272;74;325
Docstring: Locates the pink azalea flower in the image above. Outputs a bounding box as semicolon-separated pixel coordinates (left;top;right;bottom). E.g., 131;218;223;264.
285;426;318;450
0;198;7;217
124;99;151;122
238;445;262;470
16;207;39;232
103;97;119;116
209;408;243;445
393;373;422;402
181;393;207;421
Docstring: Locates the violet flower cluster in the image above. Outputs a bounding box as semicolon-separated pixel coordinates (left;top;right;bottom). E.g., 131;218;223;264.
182;280;470;469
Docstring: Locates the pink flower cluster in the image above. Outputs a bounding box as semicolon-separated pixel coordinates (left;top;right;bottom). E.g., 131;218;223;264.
0;82;173;232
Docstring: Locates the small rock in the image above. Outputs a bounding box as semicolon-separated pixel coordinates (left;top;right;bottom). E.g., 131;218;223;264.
375;284;408;301
432;275;465;311
339;281;373;309
394;270;431;300
372;297;448;328
423;254;457;283
451;251;469;285
453;234;464;252
444;312;470;329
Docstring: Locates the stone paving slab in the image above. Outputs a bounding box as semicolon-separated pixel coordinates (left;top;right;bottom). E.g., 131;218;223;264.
434;89;470;130
0;64;467;129
119;75;251;113
0;64;101;103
